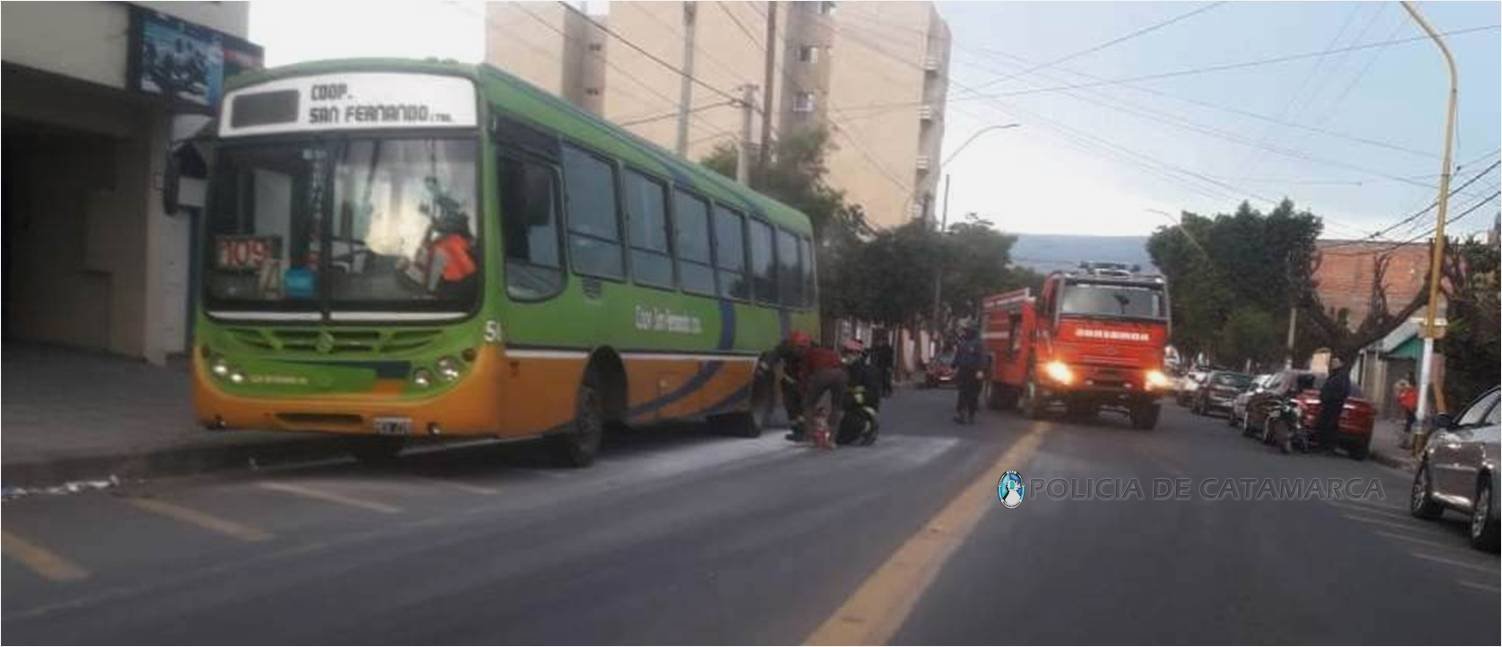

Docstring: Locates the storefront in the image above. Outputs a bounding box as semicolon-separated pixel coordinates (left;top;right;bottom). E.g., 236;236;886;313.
2;2;258;364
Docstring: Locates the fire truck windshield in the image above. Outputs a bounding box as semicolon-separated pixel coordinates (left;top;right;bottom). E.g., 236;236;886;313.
1060;281;1167;320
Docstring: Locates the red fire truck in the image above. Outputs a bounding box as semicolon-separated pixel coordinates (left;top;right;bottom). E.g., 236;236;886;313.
981;262;1173;429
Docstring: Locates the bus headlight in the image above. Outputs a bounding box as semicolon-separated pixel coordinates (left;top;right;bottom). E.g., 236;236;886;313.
229;370;246;385
435;356;462;382
1145;370;1172;390
1043;361;1074;385
210;356;232;378
412;369;434;389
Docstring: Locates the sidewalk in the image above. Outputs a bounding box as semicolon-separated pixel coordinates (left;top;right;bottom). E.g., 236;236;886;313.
1368;417;1418;472
3;344;347;488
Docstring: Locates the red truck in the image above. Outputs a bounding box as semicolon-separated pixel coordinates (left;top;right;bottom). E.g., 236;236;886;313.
981;263;1174;429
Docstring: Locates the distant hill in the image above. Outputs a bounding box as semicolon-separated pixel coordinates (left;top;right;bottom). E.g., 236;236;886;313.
1008;234;1156;275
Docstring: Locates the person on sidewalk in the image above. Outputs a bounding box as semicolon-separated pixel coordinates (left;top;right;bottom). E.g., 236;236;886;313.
1317;357;1353;455
952;327;987;424
1396;377;1419;435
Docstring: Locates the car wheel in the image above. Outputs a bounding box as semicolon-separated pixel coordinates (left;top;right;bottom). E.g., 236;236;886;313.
1241;412;1257;438
1347;439;1370;461
1409;461;1445;520
550;370;606;468
1469;478;1499;552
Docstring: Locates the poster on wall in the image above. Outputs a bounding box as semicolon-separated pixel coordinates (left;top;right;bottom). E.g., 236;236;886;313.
127;5;264;113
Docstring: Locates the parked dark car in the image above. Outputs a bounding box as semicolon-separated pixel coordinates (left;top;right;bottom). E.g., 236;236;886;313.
1192;371;1253;417
1411;386;1500;551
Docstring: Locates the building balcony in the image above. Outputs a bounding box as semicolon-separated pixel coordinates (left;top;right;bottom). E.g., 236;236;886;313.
915;155;931;172
918;104;936;121
923;55;942;72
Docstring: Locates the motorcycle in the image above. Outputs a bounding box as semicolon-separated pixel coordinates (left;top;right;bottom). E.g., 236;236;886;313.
1262;397;1317;454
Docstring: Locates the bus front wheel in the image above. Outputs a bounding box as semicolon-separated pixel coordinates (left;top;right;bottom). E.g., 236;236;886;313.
551;371;606;468
713;371;772;438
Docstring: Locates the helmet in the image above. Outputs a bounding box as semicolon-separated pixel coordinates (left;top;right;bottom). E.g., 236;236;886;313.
842;338;865;354
789;330;813;349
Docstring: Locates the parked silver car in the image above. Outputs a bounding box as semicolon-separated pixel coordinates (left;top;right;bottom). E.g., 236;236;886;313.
1410;385;1500;551
1226;373;1274;428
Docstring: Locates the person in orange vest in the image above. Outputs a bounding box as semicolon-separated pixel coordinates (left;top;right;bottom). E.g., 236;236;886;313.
1396;376;1419;435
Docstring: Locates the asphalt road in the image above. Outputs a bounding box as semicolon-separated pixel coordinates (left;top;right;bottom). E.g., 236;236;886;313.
3;388;1497;644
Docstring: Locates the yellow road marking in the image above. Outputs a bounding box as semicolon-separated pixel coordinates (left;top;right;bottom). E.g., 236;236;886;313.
805;427;1048;645
256;482;402;514
1;531;89;582
125;497;273;542
1410;551;1499;575
1457;580;1500;593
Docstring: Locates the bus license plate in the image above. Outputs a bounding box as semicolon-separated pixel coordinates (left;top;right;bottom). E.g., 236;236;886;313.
373;417;412;436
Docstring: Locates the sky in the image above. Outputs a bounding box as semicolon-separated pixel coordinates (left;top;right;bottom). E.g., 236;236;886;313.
250;1;1502;239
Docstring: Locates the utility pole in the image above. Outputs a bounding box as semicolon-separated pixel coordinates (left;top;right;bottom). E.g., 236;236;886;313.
674;2;699;156
737;84;757;185
1285;305;1297;369
758;1;778;175
930;174;952;342
1401;0;1458;454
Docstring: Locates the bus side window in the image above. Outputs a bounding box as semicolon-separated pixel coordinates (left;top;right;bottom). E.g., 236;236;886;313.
747;218;776;304
622;169;673;289
498;155;565;301
560;144;625;280
671;190;716;296
775;228;800;307
713;205;750;300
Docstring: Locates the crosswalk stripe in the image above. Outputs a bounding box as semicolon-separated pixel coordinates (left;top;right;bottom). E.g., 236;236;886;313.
125;498;273;542
1;531;89;582
256;482;402;514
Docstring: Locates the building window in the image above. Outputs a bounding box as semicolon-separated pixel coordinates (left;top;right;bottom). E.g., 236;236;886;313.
585;88;601;96
588;42;603;52
820;1;837;16
793;92;816;113
798;45;819;63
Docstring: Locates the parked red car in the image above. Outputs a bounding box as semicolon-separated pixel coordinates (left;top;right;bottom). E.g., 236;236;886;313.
1240;369;1376;460
924;352;956;388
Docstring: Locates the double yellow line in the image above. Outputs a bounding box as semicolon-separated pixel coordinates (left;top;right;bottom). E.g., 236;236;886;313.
806;426;1048;645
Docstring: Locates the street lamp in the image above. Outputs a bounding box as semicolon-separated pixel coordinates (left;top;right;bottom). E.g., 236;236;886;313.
930;122;1021;353
1400;0;1459;455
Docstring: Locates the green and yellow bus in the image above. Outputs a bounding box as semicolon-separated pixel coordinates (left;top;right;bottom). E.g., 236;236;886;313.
187;59;818;466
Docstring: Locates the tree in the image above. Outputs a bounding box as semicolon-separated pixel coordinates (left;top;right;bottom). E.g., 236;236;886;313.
939;213;1019;323
701;128;852;242
1216;307;1283;370
1294;248;1430;362
1440;236;1500;406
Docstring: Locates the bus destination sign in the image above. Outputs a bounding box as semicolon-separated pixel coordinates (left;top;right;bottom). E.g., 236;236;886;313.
220;72;478;137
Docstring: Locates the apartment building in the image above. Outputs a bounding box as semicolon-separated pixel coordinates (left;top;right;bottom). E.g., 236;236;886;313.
485;1;951;229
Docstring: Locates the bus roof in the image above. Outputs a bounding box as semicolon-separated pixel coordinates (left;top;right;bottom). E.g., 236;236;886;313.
225;58;814;236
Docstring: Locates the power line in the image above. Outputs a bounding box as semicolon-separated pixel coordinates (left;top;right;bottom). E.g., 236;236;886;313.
557;1;742;105
925;24;1502;109
970;2;1227;93
617;100;736;127
718;2;762;49
1317;160;1501;249
1323;190;1500;256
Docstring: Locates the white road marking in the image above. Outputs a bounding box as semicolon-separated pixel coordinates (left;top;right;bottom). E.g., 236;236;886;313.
1456;580;1500;594
125;498;273;542
1374;530;1467;552
1409;551;1500;575
256;482;402;514
1341;513;1451;536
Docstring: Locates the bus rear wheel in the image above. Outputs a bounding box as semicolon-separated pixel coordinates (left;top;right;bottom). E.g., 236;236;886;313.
551;371;606;468
713;371;772;438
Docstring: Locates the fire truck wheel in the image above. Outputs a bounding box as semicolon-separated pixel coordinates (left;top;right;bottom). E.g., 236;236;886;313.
1130;402;1160;430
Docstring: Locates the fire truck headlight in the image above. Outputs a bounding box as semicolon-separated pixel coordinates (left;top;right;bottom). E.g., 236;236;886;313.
1044;361;1074;385
1145;369;1172;390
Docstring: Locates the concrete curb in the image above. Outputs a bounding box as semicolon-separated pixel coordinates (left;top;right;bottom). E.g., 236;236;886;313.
2;436;356;489
1370;447;1417;473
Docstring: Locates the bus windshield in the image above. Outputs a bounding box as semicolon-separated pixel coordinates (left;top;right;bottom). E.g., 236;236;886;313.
1060;281;1166;320
204;137;479;316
